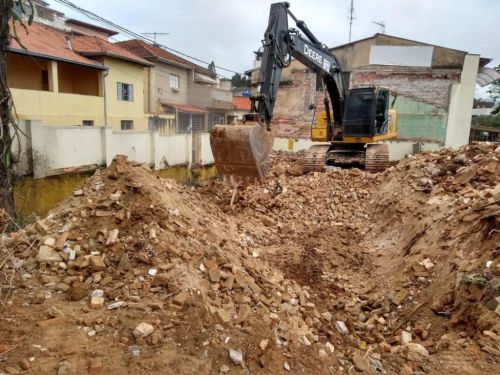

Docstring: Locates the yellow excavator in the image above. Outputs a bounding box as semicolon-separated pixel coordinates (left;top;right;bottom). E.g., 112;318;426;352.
210;2;398;180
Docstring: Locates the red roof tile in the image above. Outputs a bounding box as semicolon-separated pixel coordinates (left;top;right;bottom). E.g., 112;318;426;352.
71;36;153;67
116;39;215;77
232;96;251;111
8;21;104;68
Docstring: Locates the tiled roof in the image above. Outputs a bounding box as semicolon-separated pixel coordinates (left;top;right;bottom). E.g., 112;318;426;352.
232;96;251;111
116;39;215;77
8;21;104;69
161;102;207;113
71;36;154;67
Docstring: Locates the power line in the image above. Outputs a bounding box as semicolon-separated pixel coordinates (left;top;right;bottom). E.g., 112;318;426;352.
52;0;241;76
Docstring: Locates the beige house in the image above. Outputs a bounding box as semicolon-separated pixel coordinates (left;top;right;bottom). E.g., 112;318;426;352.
117;40;232;135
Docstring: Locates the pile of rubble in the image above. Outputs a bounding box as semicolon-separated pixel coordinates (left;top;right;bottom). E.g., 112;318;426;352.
0;155;367;374
0;144;498;375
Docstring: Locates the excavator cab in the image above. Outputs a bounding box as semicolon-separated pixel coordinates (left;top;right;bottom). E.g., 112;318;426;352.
343;87;396;141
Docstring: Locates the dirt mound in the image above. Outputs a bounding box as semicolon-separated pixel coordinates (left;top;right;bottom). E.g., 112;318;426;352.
0;145;499;375
1;155;358;374
365;144;500;370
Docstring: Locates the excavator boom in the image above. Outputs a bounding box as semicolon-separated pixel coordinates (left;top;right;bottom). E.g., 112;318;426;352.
210;2;344;180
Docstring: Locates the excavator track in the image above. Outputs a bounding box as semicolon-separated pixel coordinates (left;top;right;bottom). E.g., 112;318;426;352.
365;144;389;173
301;145;331;172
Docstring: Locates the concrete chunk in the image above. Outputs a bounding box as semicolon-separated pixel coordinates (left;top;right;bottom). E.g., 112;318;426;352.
37;246;62;263
133;322;154;338
89;256;106;271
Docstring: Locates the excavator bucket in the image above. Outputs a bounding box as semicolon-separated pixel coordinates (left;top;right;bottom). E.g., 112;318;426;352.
210;123;274;180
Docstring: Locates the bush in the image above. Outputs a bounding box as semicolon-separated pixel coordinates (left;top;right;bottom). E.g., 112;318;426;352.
472;115;500;128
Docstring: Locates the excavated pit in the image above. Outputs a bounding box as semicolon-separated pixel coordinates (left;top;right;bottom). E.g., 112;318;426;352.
0;145;499;375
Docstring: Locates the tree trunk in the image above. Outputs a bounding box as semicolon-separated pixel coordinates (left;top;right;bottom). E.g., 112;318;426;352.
0;0;16;218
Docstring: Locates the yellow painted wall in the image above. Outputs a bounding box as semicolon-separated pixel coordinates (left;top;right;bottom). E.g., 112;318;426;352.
9;54;148;130
15;165;217;217
101;57;148;131
7;54;48;90
11;88;105;126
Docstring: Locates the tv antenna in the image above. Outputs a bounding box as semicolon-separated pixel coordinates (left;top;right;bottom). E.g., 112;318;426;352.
372;21;386;34
141;32;170;43
348;0;355;42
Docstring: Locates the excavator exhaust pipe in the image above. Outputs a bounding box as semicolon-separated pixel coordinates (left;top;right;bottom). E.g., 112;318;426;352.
210;123;274;180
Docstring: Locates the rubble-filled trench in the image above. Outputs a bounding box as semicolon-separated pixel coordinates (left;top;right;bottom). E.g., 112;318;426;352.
0;144;499;375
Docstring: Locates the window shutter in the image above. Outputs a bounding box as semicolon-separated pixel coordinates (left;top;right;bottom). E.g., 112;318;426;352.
117;82;122;100
129;85;134;102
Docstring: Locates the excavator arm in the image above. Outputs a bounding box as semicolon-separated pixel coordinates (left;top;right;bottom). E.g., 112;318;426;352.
210;2;346;180
256;2;346;128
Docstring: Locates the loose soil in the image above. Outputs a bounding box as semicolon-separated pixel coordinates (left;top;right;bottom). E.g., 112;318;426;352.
0;144;499;375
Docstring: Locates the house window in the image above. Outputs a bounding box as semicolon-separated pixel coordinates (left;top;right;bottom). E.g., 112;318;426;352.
208;112;225;131
117;82;134;101
170;74;179;90
121;120;134;130
82;120;94;127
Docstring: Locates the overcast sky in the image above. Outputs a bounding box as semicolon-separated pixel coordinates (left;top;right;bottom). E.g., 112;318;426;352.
47;0;499;95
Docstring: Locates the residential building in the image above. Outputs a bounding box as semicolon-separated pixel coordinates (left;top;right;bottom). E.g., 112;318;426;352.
116;39;232;135
71;36;154;131
7;20;153;131
247;33;498;159
228;96;251;123
7;21;107;127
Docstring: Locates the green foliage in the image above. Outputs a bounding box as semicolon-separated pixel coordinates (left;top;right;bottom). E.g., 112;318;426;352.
462;273;489;287
487;64;500;103
231;73;250;89
472;114;500;128
208;61;216;73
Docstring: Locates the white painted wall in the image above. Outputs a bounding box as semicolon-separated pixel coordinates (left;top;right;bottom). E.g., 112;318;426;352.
445;54;480;149
30;120;104;178
10;120;32;177
109;131;153;165
15;121;214;179
154;134;190;168
200;133;215;165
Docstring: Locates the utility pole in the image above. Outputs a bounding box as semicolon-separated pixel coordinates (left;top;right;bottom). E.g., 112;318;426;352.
141;32;169;43
348;0;354;42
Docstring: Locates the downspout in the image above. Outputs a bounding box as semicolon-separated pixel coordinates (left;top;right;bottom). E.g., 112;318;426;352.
103;70;109;127
148;67;151;113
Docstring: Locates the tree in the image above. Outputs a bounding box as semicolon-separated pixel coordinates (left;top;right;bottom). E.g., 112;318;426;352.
487;64;500;105
0;0;33;218
230;73;250;89
208;60;216;74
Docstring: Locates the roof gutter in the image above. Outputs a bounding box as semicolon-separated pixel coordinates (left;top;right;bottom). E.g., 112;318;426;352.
7;47;108;70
